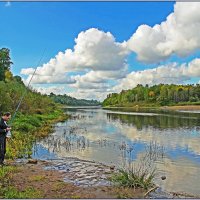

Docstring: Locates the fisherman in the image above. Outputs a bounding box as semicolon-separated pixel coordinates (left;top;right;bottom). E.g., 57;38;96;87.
0;112;11;165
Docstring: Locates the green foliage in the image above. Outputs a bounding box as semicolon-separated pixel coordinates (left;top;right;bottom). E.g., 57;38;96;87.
0;79;58;115
0;166;17;180
0;47;58;114
0;48;13;82
13;75;24;85
0;79;62;158
49;93;101;106
103;84;200;107
6;109;66;159
0;81;13;111
0;165;19;198
6;130;34;159
2;186;41;199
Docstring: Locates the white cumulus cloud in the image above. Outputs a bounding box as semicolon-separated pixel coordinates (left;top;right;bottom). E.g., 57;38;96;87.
128;2;200;63
35;86;66;95
23;73;75;85
21;28;129;84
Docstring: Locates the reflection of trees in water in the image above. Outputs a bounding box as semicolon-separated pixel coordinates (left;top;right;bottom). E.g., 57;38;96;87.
107;113;200;129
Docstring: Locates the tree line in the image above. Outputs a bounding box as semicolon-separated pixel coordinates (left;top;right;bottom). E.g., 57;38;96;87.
49;93;101;106
102;84;200;107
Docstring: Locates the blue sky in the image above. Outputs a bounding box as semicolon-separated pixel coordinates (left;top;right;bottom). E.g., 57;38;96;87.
0;2;174;73
0;2;200;100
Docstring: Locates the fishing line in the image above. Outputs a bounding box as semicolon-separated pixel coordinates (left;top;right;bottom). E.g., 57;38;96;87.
10;48;47;125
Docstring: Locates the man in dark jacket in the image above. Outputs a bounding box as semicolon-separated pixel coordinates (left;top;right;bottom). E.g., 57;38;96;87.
0;112;11;165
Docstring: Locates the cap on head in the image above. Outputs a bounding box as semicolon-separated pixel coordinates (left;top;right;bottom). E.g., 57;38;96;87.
3;112;11;117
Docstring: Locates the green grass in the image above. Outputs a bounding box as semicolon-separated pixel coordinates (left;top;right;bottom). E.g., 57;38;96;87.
0;166;17;179
176;101;200;106
6;109;68;159
2;186;42;199
110;168;155;190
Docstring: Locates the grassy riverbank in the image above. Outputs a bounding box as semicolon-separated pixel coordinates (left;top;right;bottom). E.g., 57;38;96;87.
6;108;69;159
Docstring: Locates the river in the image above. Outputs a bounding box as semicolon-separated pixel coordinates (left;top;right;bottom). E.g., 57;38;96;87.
32;106;200;196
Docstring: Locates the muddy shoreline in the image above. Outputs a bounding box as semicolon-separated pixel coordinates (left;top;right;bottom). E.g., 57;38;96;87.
5;157;199;199
6;158;146;199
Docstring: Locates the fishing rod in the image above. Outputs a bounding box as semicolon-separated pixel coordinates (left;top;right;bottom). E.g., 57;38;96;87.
10;48;46;126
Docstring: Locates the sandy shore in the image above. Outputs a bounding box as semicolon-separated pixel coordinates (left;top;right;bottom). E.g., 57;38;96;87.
161;105;200;111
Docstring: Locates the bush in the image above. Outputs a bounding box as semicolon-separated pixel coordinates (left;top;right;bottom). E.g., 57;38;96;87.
189;96;199;102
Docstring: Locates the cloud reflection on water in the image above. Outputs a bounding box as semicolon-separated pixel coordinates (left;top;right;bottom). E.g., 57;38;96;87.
35;108;200;195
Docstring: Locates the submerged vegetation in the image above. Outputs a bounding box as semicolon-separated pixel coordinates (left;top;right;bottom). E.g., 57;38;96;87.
103;84;200;107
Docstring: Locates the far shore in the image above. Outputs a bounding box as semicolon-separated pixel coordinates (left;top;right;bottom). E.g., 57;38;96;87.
103;105;200;111
161;105;200;111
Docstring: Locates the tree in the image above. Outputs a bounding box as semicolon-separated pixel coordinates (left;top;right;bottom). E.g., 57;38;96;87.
14;75;24;85
5;70;13;82
149;91;155;97
0;48;13;81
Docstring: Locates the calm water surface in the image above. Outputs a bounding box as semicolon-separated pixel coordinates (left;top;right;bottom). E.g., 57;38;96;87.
33;107;200;195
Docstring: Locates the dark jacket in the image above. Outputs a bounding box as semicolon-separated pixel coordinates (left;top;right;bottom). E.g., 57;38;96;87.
0;118;8;136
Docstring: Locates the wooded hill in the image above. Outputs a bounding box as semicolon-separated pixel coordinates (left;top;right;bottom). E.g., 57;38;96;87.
49;93;101;106
102;84;200;107
0;47;57;115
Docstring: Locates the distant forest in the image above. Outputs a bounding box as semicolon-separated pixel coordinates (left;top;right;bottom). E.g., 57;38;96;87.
102;84;200;107
49;93;101;106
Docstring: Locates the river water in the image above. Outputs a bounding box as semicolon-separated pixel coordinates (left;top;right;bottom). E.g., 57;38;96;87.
32;107;200;196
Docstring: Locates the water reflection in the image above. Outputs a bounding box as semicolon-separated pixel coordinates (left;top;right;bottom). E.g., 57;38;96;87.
33;107;200;195
107;112;200;129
